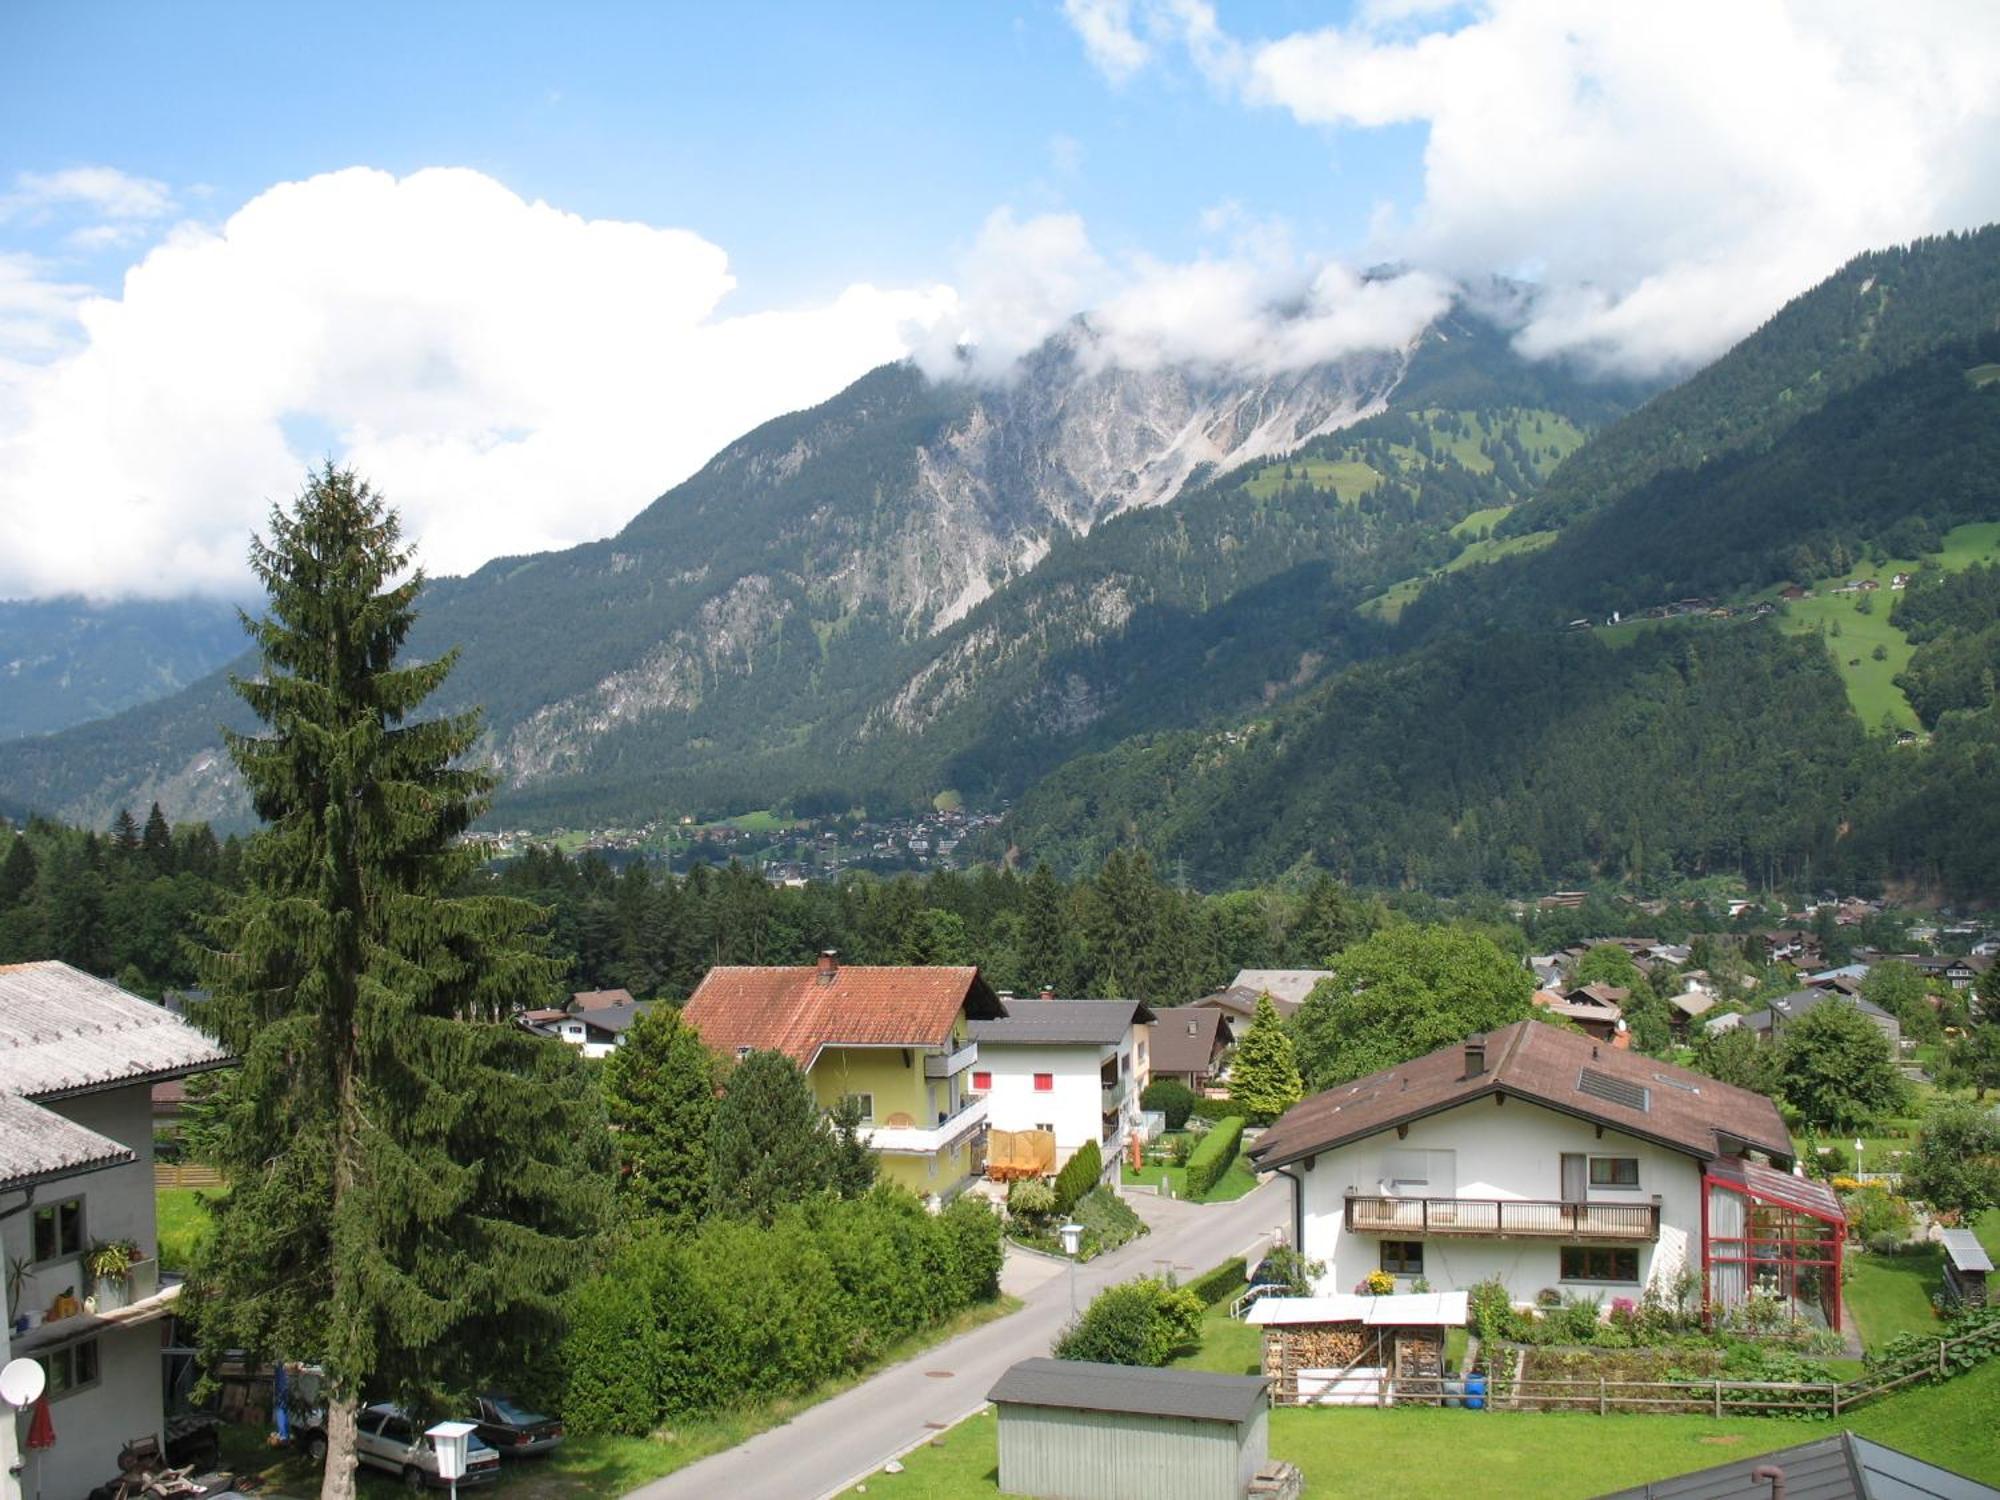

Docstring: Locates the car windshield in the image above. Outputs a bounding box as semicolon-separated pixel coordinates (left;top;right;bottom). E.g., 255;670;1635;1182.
485;1397;546;1424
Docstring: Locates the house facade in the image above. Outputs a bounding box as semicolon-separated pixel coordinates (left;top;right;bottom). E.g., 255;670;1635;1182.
967;1000;1153;1172
1251;1020;1842;1328
1149;1007;1234;1091
683;954;1004;1206
523;1000;652;1059
0;962;230;1500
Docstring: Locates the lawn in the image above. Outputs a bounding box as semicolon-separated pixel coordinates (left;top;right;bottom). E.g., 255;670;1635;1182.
842;1353;2000;1498
1451;504;1513;539
1976;1207;2000;1260
1242;456;1381;502
1120;1152;1261;1203
1843;1247;1945;1350
157;1185;223;1271
1360;531;1560;623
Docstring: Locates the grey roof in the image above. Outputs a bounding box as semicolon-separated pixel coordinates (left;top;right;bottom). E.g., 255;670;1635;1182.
584;1002;652;1035
969;999;1154;1048
0;962;232;1099
0;1091;133;1192
1229;970;1330;1007
988;1358;1268;1425
1595;1431;2000;1499
1940;1228;1994;1275
1768;989;1895;1023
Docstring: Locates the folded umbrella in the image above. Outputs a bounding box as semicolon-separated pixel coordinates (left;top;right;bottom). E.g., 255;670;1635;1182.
26;1391;53;1449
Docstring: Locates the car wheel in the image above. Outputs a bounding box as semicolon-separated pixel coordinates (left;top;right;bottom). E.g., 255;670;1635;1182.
402;1467;426;1492
306;1432;329;1464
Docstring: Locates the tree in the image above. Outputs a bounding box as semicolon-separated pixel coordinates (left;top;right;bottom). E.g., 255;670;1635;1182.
827;1093;881;1200
1054;1277;1204;1366
710;1049;838;1223
1936;1020;2000;1100
1139;1077;1196;1130
109;806;141;856
600;1006;717;1234
1292;924;1534;1088
1018;863;1076;996
1903;1100;2000;1219
1692;1025;1777;1094
1228;993;1302;1122
1862;961;1939;1042
1285;875;1383;966
1775;1001;1908;1132
188;467;611;1500
141;802;174;876
0;835;35;906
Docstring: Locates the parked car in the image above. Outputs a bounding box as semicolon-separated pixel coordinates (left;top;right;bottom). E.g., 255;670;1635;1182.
356;1404;501;1490
472;1394;565;1456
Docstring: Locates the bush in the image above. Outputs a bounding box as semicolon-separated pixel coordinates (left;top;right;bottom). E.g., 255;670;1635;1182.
559;1273;660;1436
1072;1186;1146;1258
1467;1277;1519;1342
1008;1178;1057;1221
1842;1184;1913;1242
1189;1095;1241;1122
1866;1230;1907;1257
1053;1140;1103;1215
1183;1116;1245;1198
1055;1277;1205;1366
940;1196;1005;1304
1141;1078;1197;1129
1169;1132;1195;1166
1186;1258;1248;1306
1806;1141;1851;1178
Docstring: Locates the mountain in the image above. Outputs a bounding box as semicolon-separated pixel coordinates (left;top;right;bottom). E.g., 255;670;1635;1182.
0;596;247;741
0;292;1638;831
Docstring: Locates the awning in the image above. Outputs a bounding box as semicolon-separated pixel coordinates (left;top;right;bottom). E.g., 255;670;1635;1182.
1246;1291;1469;1327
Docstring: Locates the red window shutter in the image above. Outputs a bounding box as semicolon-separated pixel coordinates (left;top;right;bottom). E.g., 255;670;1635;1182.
972;1071;991;1091
1034;1073;1054;1092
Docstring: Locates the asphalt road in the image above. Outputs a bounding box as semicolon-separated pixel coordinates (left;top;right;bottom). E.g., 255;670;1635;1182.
627;1176;1287;1500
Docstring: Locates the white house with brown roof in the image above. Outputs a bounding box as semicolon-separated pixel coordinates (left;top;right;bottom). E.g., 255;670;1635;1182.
966;1000;1153;1173
0;962;230;1499
1251;1021;1846;1329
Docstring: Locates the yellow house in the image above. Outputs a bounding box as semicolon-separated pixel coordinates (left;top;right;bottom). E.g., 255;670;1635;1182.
682;952;1005;1205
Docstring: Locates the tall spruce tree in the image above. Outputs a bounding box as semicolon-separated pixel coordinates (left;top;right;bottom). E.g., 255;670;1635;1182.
141;801;175;875
1228;993;1303;1123
601;1005;717;1234
709;1049;838;1223
189;467;610;1500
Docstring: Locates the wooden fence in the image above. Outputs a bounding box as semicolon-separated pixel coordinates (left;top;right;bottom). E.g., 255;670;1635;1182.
1270;1315;2000;1418
155;1163;224;1188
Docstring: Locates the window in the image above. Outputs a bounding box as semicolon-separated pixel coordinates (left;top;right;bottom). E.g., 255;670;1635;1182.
37;1339;99;1399
1380;1241;1424;1275
1589;1157;1640;1188
1035;1121;1055;1134
1561;1247;1640;1282
31;1197;83;1263
840;1093;874;1122
971;1071;991;1091
1033;1073;1054;1092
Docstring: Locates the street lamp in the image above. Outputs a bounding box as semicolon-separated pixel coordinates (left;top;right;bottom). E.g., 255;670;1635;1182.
1059;1221;1084;1317
425;1420;478;1500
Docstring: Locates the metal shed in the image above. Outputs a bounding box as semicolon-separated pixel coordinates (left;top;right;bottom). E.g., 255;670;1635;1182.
988;1358;1270;1500
1941;1228;1992;1309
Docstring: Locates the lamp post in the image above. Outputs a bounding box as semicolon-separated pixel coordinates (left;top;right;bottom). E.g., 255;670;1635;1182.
425;1421;478;1500
1059;1222;1083;1317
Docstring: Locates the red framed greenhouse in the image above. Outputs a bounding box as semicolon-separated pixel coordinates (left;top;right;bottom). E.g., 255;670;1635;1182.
1701;1157;1845;1332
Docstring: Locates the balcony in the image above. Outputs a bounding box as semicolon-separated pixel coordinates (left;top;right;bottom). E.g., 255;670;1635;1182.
924;1040;979;1079
1344;1194;1661;1242
1101;1078;1130;1114
857;1096;989;1155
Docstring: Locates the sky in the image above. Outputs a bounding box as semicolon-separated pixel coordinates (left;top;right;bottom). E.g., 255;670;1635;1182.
3;0;1998;601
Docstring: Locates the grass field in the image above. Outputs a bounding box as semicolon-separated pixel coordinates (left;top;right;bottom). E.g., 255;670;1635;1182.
1452;505;1514;538
1361;530;1560;623
1844;1247;1946;1350
1121;1151;1261;1203
156;1185;222;1271
843;1339;2000;1498
1243;456;1382;501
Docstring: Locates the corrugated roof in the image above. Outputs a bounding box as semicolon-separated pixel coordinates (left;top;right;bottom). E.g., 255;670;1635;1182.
0;961;231;1099
0;1091;133;1192
969;999;1153;1048
683;963;1004;1069
987;1358;1268;1425
1939;1228;1994;1275
1150;1006;1232;1075
1245;1292;1468;1327
1230;970;1331;1007
1252;1019;1793;1171
1593;1430;2000;1499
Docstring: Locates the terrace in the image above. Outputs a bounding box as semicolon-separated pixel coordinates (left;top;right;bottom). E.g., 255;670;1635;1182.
1344;1193;1662;1241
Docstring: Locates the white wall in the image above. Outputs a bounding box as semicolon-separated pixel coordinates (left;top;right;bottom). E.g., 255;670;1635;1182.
29;1321;162;1500
1293;1095;1703;1308
979;1044;1108;1164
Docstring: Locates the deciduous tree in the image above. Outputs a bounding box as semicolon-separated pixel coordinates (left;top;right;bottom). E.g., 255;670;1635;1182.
1904;1100;2000;1219
1775;1000;1907;1132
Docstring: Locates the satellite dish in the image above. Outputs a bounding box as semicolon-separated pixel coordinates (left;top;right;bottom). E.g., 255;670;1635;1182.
0;1357;45;1408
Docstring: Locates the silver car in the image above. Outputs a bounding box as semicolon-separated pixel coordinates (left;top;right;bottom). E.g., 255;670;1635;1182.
355;1404;502;1490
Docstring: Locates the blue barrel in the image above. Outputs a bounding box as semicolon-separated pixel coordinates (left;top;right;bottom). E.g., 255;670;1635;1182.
1464;1374;1487;1410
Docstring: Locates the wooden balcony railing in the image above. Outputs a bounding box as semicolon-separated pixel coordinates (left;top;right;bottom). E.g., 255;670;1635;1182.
1344;1194;1661;1241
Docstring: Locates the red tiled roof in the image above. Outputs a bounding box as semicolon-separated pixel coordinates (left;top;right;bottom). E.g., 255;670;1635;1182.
682;964;1004;1069
1252;1018;1792;1170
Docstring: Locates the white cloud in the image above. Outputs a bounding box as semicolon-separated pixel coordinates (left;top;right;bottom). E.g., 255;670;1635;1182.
4;166;177;224
0;167;954;599
1069;1;2000;376
1064;0;1153;84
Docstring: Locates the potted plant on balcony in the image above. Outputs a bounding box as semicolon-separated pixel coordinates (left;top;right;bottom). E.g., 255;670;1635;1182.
85;1239;143;1312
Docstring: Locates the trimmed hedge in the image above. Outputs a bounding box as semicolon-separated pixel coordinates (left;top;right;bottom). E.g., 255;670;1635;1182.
1053;1139;1103;1215
1189;1095;1241;1122
1187;1257;1248;1306
1183;1116;1245;1199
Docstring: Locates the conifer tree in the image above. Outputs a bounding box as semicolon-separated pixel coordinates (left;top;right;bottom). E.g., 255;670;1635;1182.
1019;863;1075;995
188;467;610;1500
601;1005;717;1234
141;801;174;875
109;806;141;855
1228;993;1303;1123
709;1049;838;1224
0;835;35;906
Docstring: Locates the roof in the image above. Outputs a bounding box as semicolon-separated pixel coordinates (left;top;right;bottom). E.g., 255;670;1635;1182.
987;1358;1267;1426
969;999;1153;1048
1567;982;1630;1006
572;988;635;1011
1768;990;1895;1023
0;1091;133;1192
1229;969;1331;1007
580;1001;651;1035
1669;991;1718;1017
1150;1006;1233;1075
1705;1157;1845;1223
0;961;232;1100
1245;1291;1468;1327
682;963;1005;1069
1251;1019;1793;1171
1594;1430;2000;1499
1940;1228;1994;1275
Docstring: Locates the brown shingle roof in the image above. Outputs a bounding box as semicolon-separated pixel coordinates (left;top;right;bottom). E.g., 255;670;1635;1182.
572;988;635;1011
1150;1006;1232;1075
682;963;1004;1069
1251;1019;1792;1171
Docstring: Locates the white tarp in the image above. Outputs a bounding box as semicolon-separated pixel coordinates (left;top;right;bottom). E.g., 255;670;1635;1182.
1245;1291;1469;1327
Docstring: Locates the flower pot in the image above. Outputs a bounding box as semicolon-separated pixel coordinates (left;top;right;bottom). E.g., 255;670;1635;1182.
93;1274;131;1313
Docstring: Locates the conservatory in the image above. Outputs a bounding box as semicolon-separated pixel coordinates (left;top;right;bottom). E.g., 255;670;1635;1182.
1701;1157;1846;1333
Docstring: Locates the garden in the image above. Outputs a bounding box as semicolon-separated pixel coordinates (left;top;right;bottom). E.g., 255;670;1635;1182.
1001;1139;1150;1260
1122;1097;1262;1202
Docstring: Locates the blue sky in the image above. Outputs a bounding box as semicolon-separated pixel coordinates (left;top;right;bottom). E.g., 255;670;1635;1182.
3;2;1997;600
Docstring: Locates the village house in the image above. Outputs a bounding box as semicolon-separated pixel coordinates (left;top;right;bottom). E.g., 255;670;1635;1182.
1148;1006;1236;1092
966;998;1153;1174
1226;970;1331;1011
1533;983;1627;1044
1706;989;1901;1049
682;953;1003;1206
1250;1020;1846;1330
0;962;232;1499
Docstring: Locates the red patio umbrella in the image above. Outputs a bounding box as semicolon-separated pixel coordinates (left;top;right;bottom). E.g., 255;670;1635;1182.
25;1392;53;1449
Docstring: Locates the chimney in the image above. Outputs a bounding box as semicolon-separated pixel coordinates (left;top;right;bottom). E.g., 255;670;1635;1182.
1751;1466;1787;1500
1186;1019;1197;1036
817;950;839;982
1464;1033;1487;1078
1039;986;1055;1000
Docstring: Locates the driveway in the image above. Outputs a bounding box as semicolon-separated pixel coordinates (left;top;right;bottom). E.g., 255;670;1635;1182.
626;1176;1286;1500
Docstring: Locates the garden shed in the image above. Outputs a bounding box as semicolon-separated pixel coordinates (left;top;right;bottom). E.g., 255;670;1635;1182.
1245;1292;1468;1406
987;1358;1270;1500
1940;1227;1991;1309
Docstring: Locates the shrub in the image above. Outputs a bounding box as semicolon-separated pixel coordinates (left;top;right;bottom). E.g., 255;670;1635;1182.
1141;1078;1198;1129
1468;1277;1518;1341
1843;1184;1913;1242
1183;1116;1245;1198
1055;1277;1205;1366
1807;1141;1851;1178
1169;1132;1195;1166
559;1273;660;1436
1358;1270;1396;1296
1187;1258;1248;1306
940;1195;1005;1304
1008;1178;1057;1221
1053;1140;1103;1215
1189;1095;1241;1122
1866;1230;1906;1257
1072;1185;1146;1258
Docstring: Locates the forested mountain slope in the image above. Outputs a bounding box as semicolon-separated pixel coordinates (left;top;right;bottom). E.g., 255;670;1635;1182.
0;596;245;741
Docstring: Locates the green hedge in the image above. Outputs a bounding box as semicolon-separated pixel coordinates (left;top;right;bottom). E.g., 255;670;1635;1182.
1053;1139;1103;1215
1189;1095;1241;1122
1186;1257;1248;1306
1183;1117;1245;1199
1140;1079;1197;1129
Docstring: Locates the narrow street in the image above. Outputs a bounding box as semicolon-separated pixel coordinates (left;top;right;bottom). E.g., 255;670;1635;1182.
627;1177;1287;1500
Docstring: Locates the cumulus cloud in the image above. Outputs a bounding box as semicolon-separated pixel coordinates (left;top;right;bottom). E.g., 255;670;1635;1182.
0;167;954;599
1069;1;2000;375
1063;0;1153;84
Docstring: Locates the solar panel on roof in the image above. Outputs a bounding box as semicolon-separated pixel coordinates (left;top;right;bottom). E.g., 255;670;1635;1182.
1577;1067;1650;1112
1652;1073;1701;1094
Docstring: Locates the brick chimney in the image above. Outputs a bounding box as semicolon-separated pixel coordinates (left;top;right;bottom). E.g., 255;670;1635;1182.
1464;1033;1487;1078
818;950;839;982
